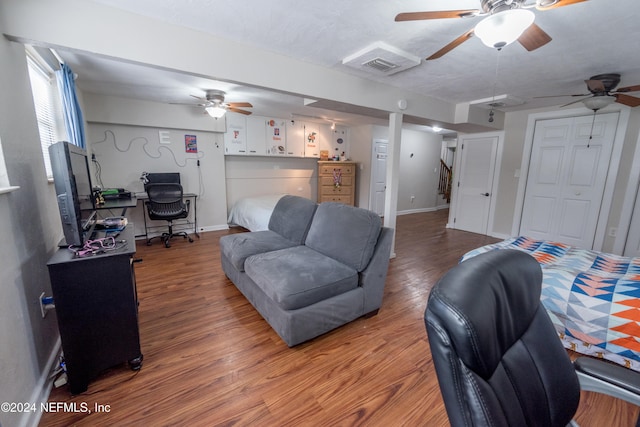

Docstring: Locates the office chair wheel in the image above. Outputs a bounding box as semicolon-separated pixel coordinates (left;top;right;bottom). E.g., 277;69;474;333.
188;237;194;243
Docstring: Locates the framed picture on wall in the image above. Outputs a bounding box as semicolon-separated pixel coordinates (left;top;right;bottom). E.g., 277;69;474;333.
185;134;197;153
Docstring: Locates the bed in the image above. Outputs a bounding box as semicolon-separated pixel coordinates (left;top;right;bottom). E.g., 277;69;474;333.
462;236;640;372
227;194;285;231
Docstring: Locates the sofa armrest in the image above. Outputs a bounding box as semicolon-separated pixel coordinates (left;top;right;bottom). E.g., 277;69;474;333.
360;227;394;313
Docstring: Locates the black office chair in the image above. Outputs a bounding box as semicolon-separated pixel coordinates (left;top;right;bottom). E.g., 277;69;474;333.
144;183;193;248
425;249;640;427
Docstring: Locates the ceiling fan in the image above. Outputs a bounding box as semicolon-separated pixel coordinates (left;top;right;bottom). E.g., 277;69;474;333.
180;90;253;118
538;73;640;110
395;0;588;60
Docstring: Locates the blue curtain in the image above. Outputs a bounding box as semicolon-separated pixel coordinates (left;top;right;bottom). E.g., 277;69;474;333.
56;63;86;149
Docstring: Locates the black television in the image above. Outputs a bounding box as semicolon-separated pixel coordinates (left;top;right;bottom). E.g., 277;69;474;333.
49;141;96;247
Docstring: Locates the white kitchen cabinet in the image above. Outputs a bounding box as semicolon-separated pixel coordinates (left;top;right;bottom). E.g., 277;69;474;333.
224;113;247;155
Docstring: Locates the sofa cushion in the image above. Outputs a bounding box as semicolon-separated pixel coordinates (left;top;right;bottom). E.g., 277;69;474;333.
268;195;318;244
244;246;358;310
220;231;300;272
304;202;382;272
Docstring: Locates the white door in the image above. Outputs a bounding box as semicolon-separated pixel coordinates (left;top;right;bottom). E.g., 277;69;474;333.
453;135;498;234
520;112;618;248
370;140;387;216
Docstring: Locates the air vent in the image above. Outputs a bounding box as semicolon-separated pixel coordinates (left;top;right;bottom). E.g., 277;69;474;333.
469;94;526;109
342;41;421;75
363;58;399;72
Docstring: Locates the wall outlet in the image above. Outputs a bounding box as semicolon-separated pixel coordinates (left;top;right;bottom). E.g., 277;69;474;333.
39;293;55;318
39;292;46;318
608;227;617;237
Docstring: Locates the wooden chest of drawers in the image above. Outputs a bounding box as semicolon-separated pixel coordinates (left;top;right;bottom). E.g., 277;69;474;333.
317;161;356;206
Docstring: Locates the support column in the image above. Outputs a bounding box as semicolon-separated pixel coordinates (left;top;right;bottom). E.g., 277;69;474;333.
384;112;402;258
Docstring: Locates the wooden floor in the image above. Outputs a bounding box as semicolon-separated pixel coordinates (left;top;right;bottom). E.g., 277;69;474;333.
40;210;639;426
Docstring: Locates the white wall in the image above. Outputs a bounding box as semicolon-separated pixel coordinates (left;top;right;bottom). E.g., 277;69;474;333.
225;156;318;209
83;93;229;234
348;125;375;209
366;124;446;215
0;27;62;427
396;128;444;213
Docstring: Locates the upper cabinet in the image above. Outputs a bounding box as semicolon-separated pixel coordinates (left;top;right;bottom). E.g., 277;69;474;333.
246;116;267;155
224;114;349;159
224;113;247;155
265;117;288;156
303;122;320;158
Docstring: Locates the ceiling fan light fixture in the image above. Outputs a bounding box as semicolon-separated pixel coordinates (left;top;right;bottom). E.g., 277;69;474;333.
205;105;226;118
582;95;616;111
474;9;535;49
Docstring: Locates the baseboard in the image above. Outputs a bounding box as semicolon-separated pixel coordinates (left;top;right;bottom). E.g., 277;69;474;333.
134;224;229;240
197;224;229;233
489;232;510;240
397;205;449;216
20;337;61;427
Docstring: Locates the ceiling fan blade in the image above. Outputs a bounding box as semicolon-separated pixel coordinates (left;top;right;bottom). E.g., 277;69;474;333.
189;94;207;102
560;96;592;108
395;10;480;21
585;79;606;92
171;101;209;107
537;0;588;11
518;23;552;51
227;102;253;108
615;85;640;93
534;94;590;99
426;29;475;60
228;107;252;115
615;93;640;107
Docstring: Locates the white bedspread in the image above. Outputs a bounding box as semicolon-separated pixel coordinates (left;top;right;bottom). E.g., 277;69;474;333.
227;194;285;231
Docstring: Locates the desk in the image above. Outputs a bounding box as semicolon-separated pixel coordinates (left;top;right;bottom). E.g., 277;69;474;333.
95;196;138;217
47;225;142;394
137;192;199;241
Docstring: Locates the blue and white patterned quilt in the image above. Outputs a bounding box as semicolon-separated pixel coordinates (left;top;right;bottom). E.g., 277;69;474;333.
462;236;640;371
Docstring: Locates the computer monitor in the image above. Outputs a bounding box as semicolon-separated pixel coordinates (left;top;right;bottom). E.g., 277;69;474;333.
49;141;96;246
144;172;180;191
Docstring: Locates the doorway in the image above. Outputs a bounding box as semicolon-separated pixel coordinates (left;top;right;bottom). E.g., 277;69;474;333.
370;139;387;216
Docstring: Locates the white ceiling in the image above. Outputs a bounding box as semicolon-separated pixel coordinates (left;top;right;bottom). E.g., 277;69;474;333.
59;0;640;130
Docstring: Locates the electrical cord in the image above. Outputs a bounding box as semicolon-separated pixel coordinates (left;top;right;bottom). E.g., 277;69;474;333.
68;236;127;258
92;129;204;168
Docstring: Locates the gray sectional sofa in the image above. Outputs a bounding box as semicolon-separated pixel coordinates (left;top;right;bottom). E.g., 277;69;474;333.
220;195;394;346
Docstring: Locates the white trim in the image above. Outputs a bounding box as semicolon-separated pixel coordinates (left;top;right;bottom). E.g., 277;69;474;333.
512;107;629;252
397;205;449;216
449;130;504;236
595;109;629;250
616;128;640;255
0;186;20;194
20;337;61;427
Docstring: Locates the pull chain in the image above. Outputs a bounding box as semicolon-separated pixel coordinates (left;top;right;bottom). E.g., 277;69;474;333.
489;49;501;123
587;109;597;148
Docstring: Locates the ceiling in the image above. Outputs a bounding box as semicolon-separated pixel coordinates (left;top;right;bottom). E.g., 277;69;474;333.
58;0;640;131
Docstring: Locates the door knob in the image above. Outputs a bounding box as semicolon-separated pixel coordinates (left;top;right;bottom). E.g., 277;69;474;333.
481;192;490;197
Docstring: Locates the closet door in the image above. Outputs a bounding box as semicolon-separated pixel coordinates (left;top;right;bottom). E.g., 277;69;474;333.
520;112;618;248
